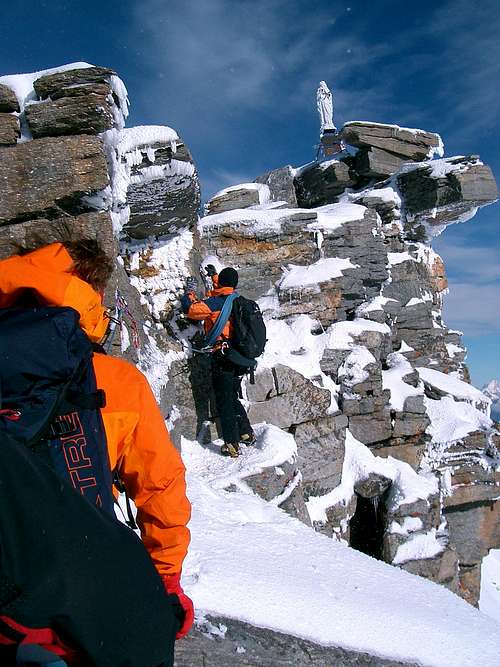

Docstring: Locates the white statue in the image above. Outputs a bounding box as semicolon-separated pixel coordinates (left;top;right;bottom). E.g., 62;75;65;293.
316;81;336;133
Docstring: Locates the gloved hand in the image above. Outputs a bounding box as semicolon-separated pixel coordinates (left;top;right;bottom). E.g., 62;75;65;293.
162;573;194;640
185;276;198;294
204;264;217;277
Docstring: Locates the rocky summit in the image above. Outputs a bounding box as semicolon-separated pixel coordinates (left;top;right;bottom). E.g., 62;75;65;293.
0;63;498;665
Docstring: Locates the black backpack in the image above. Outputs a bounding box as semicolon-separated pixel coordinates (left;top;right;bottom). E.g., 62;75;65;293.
0;306;180;665
230;296;267;361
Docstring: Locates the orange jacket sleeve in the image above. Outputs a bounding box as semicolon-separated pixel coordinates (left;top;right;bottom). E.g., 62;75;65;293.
185;299;213;321
93;353;191;576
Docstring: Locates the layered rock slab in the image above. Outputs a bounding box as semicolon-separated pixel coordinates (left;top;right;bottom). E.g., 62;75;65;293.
397;156;498;240
118;126;201;240
0;135;109;224
0;83;20;112
175;616;420;667
0;113;20;145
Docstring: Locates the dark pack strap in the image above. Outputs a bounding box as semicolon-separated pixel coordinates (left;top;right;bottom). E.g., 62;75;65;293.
113;471;138;530
222;346;257;370
65;388;106;411
202;292;239;348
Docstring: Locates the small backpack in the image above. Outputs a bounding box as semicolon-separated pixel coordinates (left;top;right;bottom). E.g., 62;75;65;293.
230;296;267;361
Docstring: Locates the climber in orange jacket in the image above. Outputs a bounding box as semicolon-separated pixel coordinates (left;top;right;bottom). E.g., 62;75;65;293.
181;265;255;458
0;241;193;640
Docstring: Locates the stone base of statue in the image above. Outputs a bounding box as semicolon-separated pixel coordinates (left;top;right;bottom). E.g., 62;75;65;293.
319;129;343;158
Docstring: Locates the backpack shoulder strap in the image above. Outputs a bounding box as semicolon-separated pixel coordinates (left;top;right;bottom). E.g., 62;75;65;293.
202;291;239;348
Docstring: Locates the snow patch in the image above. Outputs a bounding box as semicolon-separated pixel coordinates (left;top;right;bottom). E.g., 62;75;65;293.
382;353;423;412
278;257;356;290
392;529;445;565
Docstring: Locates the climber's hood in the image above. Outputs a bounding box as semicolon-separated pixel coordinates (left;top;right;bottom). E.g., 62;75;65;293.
0;243;108;342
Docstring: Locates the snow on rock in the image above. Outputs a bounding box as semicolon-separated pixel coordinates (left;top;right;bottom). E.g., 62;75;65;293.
424;395;493;444
356;295;397;315
259;315;339;411
181;430;500;667
398;340;414;353
307;431;437;521
382;353;424;412
212;182;271;204
480;549;500;624
0;61;94;111
338;346;376;388
198;206;314;236
389;516;423;536
182;423;296;492
418;367;490;412
362;186;402;206
199;201;370;241
387;251;417;266
325;318;390;350
129;161;195;185
307;202;367;232
117;125;179;156
138;332;184;403
278;257;356;290
126;228;193;320
392;529;446;565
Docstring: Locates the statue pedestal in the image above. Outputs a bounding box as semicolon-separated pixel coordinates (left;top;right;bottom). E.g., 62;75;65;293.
320;130;342;157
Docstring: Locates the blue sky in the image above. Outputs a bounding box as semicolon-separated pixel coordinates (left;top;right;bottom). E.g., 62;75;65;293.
2;0;499;386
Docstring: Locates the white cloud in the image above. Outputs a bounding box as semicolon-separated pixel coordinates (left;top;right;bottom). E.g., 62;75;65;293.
424;0;500;140
442;282;500;336
130;0;396;137
434;238;500;283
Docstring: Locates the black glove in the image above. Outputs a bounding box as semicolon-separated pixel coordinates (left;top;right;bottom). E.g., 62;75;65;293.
205;264;217;277
185;276;198;293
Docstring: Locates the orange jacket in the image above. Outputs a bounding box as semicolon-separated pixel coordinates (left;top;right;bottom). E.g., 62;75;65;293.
0;244;191;576
183;275;235;340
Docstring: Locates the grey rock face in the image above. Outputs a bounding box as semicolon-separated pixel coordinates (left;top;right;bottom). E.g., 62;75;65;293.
340;121;441;161
0;135;109;225
32;66;116;99
445;502;500;565
198;209;319;301
205;185;262;215
247;364;331;430
255;165;298;206
353;187;401;226
245;458;311;526
0;113;20;145
397;157;499;240
349;411;392;445
295;159;355;207
0;83;20;112
123;139;201;240
293;415;346;498
319;208;389;307
399;546;460;594
354;473;392;499
354;146;406;179
26;94;115;138
277;278;342;327
175;616;420;667
0;211;115;261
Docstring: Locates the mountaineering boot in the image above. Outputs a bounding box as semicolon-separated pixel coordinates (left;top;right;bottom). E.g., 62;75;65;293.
221;442;240;458
240;432;256;446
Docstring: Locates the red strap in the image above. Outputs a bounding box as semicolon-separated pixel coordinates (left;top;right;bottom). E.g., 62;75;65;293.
0;410;21;421
0;616;80;661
